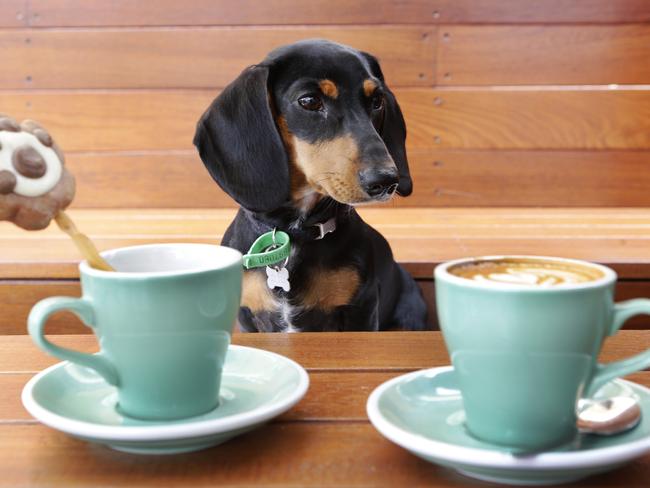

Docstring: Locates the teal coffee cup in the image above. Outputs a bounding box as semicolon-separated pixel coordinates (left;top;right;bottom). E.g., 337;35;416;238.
28;243;243;420
435;255;650;452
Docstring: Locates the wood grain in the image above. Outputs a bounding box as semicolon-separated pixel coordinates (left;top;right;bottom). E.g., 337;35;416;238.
25;0;650;26
2;88;649;151
3;279;649;335
27;0;438;26
409;150;650;207
1;331;647;374
2;208;650;279
433;0;650;23
0;0;26;27
0;27;435;89
0;424;474;486
1;423;649;486
66;152;229;208
0;90;210;152
438;25;650;86
404;89;650;150
0;332;448;372
0;281;81;334
61;150;650;209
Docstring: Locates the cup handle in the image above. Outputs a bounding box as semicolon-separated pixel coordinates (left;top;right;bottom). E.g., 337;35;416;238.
28;297;119;386
586;299;650;396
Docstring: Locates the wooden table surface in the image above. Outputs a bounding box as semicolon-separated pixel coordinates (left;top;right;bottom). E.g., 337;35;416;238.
1;331;649;487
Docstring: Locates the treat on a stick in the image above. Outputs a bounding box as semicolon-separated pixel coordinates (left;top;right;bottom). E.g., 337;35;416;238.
54;211;114;272
0;114;114;271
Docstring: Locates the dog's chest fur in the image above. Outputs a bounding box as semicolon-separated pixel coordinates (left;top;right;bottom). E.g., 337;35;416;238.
222;206;414;332
239;243;363;332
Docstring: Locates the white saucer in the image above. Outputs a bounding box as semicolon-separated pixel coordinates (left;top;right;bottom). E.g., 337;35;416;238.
367;366;650;485
22;345;309;454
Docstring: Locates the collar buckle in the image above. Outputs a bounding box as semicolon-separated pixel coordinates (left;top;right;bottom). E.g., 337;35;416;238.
313;217;336;240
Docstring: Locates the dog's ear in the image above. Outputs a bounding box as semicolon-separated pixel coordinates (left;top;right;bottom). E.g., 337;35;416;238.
193;65;290;212
361;52;413;197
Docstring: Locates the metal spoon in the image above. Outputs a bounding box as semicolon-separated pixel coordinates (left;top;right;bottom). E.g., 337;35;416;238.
577;396;642;435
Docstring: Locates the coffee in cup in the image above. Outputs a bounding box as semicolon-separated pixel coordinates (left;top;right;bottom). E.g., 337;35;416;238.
448;257;604;287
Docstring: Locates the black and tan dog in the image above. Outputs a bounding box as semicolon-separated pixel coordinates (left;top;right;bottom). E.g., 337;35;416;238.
194;39;428;332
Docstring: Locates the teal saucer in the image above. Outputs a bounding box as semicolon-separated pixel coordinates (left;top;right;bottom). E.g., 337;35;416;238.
22;345;309;454
367;366;650;485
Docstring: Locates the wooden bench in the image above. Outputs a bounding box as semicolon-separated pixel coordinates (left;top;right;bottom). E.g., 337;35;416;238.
1;1;650;333
2;207;650;333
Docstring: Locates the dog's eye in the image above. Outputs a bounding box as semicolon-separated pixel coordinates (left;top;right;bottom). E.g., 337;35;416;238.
298;95;324;111
371;94;385;111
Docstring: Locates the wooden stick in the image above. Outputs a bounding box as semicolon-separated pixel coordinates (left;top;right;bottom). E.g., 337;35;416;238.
54;211;114;271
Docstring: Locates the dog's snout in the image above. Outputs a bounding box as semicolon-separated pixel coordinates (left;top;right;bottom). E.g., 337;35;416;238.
359;169;399;198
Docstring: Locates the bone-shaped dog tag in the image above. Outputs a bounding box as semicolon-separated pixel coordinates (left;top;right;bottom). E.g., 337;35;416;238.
266;266;290;292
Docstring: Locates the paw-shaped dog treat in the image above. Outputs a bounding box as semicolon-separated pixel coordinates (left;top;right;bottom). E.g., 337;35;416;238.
0;115;75;230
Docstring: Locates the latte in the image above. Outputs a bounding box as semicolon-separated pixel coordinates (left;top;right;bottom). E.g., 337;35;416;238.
448;258;604;287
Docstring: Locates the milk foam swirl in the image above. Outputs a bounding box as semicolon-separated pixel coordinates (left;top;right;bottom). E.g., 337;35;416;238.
450;259;603;287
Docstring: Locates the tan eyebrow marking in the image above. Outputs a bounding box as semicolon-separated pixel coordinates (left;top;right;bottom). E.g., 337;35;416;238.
363;79;377;97
318;79;339;99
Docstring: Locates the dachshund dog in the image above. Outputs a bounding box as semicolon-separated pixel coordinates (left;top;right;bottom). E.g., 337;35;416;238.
194;39;429;332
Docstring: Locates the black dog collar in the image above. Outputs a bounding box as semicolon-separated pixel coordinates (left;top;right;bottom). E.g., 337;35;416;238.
243;199;343;242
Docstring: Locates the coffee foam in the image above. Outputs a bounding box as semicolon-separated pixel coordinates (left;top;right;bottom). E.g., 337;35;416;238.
449;258;604;287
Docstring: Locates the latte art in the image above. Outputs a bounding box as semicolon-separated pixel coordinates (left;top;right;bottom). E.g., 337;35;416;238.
449;258;604;287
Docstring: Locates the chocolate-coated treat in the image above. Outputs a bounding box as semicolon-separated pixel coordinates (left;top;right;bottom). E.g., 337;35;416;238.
0;116;75;230
0;170;16;194
0;115;20;132
12;145;47;178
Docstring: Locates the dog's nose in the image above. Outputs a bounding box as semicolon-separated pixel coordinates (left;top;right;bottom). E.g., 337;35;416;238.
359;169;399;197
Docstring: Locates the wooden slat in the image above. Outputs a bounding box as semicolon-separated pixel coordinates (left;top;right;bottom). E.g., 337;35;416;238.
4;279;650;335
434;0;650;23
0;424;468;486
7;208;650;239
0;281;81;335
410;150;650;207
438;25;650;86
0;0;26;27
2;88;649;151
62;150;650;209
25;1;650;26
0;332;447;372
1;331;647;373
1;423;649;486
66;152;230;208
2;208;650;279
407;88;650;150
0;26;435;89
0;90;210;152
27;0;437;26
3;371;649;422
